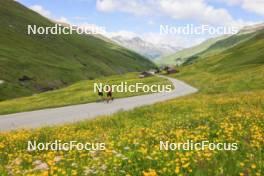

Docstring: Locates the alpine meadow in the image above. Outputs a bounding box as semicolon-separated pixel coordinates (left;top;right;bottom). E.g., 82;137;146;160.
0;0;263;176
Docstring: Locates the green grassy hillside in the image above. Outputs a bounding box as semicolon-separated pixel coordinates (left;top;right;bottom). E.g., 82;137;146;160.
178;29;264;92
157;26;263;66
183;29;262;65
0;24;263;175
0;0;155;101
0;73;172;115
156;35;229;66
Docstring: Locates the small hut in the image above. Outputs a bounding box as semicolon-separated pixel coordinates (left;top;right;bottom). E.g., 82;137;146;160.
166;67;179;74
139;71;152;78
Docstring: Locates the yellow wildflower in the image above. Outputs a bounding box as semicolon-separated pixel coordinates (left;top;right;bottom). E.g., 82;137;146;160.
142;169;157;176
251;164;256;169
175;166;180;174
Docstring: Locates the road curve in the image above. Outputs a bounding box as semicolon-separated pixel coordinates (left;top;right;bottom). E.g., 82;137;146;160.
0;76;198;131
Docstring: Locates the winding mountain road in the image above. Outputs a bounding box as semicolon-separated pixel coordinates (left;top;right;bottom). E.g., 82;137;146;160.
0;76;197;131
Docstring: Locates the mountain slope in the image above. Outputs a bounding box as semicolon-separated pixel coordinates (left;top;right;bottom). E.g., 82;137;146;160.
239;23;264;34
111;36;181;60
0;0;155;101
176;28;264;93
156;35;229;65
183;24;264;65
157;23;264;66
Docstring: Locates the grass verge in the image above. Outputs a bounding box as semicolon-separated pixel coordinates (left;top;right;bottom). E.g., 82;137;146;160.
0;73;172;115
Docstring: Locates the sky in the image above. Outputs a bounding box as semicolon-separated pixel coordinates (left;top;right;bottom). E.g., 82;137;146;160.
17;0;264;48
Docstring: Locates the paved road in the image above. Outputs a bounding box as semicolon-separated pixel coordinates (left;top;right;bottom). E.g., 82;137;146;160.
0;76;197;131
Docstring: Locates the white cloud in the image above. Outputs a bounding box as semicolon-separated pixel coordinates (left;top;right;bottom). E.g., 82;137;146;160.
157;0;258;28
157;0;234;25
56;17;70;24
29;5;51;18
96;0;116;11
217;0;264;16
213;0;242;5
72;16;89;20
148;20;155;25
142;32;205;48
106;30;138;39
242;0;264;16
96;0;257;28
96;0;153;15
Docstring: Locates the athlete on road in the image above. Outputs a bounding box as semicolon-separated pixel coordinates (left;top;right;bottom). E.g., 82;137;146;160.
106;87;113;103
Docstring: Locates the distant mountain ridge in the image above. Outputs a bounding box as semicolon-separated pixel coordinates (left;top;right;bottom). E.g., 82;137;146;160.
156;35;229;65
238;23;264;34
111;36;182;60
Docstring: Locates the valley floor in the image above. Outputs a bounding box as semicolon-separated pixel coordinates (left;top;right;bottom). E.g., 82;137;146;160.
0;73;171;115
0;69;263;175
0;75;197;131
0;86;262;175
